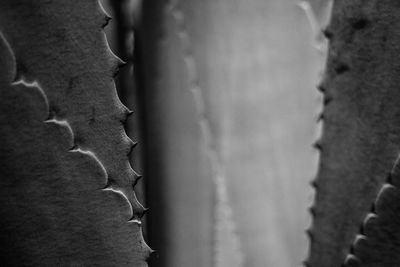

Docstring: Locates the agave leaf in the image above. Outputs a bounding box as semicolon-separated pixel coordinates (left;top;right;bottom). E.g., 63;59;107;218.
308;1;400;266
0;1;150;265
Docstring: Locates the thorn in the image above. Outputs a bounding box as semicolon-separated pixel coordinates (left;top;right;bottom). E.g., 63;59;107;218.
387;172;393;185
349;244;355;254
309;206;316;217
138;207;149;219
131;140;138;148
112;58;126;78
102;15;112;28
354;234;367;246
118;59;127;68
306;228;314;241
102;177;116;190
313;140;322;150
302;260;311;267
128;218;142;226
131;207;149;220
69;144;78;151
322;27;333;39
46;106;59;121
323;95;332;105
128;140;138;156
46;112;55;121
317;77;329;94
310;179;318;189
112;70;119;78
359;224;364;235
146;249;158;261
14;61;27;83
317;112;324;122
133;174;143;188
344;254;361;266
370;203;376;213
120;108;134;123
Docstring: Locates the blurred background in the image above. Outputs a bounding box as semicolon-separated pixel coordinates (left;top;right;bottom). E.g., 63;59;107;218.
101;0;332;266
